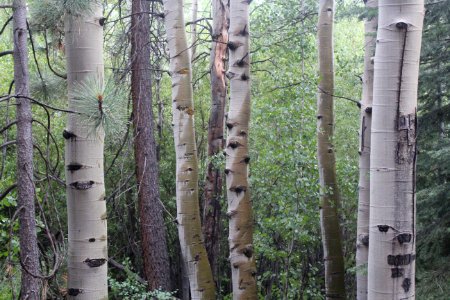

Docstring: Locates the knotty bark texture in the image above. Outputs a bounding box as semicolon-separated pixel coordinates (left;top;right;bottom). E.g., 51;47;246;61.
162;0;216;298
203;0;229;283
226;0;257;298
13;0;41;298
368;1;424;299
131;0;171;290
356;1;377;299
64;3;108;298
316;1;346;299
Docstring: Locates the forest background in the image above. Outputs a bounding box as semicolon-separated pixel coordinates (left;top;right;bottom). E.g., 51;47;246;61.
0;0;448;299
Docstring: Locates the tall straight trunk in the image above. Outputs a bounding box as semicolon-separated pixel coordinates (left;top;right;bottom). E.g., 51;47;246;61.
368;1;424;299
356;1;377;299
226;0;257;298
131;0;171;290
316;1;346;299
190;0;198;60
162;0;216;298
203;0;228;283
64;3;108;298
13;0;41;298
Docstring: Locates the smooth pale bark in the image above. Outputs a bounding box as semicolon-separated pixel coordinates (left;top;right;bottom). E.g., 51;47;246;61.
368;1;424;299
64;3;108;299
131;0;171;290
190;0;198;60
203;0;229;283
226;0;257;298
356;1;377;299
162;0;216;298
13;0;41;298
316;1;346;299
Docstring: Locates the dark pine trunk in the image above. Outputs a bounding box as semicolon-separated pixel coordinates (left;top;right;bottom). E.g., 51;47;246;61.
13;0;41;298
131;0;171;290
203;0;229;283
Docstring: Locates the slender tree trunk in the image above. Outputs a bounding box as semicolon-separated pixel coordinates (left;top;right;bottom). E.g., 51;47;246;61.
190;0;198;60
356;1;377;299
64;3;108;298
226;0;257;298
203;0;229;283
162;0;216;298
131;0;171;290
13;0;41;298
316;1;346;299
368;1;424;299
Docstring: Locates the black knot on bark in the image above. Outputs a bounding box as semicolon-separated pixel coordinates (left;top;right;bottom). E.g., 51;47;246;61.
228;41;238;51
224;168;231;175
391;267;404;278
68;288;82;296
402;278;411;293
84;258;107;268
387;254;412;266
239;25;249;36
226;122;234;130
99;17;106;26
377;225;390;232
228;140;241;149
67;163;83;172
242;245;253;258
365;106;372;114
241;73;249;81
230;185;247;195
243;156;250;164
361;234;369;247
397;233;412;244
70;181;95;190
63;130;76;140
396;22;408;30
88;238;96;243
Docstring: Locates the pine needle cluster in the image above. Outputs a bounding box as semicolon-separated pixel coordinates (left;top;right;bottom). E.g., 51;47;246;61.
70;76;128;137
29;0;100;30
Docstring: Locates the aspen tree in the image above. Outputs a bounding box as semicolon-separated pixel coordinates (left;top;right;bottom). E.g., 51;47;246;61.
162;0;216;298
226;0;257;298
13;0;41;298
203;0;229;282
64;2;108;298
131;0;171;290
368;1;424;299
356;1;377;299
316;0;346;298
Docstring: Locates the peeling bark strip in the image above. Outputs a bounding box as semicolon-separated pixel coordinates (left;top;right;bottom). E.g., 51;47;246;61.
396;113;417;164
64;2;108;299
316;1;346;299
203;3;229;278
226;0;257;298
131;0;171;290
162;0;216;298
356;2;377;299
367;1;424;299
13;0;42;298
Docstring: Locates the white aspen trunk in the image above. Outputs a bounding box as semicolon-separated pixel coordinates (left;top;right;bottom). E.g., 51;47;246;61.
356;1;377;299
13;0;41;298
368;1;424;299
190;0;198;60
226;0;257;298
64;3;108;299
316;1;346;299
162;0;216;298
